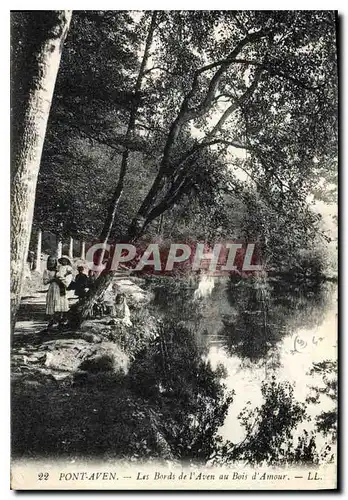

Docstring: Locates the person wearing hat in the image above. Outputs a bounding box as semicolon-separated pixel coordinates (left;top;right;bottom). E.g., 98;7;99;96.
43;255;73;329
56;255;73;282
72;265;89;299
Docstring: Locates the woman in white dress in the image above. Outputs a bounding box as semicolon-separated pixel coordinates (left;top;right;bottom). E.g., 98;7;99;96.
43;255;73;328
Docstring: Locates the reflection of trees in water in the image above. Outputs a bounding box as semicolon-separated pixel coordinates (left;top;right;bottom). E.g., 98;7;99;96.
145;275;200;320
221;278;332;364
306;359;337;445
215;377;329;466
131;278;335;464
128;322;233;463
145;275;333;365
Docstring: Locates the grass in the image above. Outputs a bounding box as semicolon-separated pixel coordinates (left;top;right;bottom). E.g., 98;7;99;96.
11;373;166;461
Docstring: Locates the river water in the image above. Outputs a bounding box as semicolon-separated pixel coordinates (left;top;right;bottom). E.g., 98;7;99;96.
194;276;337;445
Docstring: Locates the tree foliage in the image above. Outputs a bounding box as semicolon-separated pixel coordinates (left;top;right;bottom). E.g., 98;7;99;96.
33;10;337;247
306;359;337;441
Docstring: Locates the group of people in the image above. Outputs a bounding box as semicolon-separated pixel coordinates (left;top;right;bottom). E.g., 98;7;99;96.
43;255;131;330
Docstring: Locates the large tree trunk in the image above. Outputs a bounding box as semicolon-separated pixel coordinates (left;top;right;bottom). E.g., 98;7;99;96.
35;229;42;272
10;11;72;331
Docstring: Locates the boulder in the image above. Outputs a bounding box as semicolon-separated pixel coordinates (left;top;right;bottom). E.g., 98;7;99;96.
79;318;125;343
41;338;129;377
44;339;91;372
78;342;129;375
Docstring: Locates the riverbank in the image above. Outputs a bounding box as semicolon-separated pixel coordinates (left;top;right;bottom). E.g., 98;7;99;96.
12;271;337;466
12;273;227;463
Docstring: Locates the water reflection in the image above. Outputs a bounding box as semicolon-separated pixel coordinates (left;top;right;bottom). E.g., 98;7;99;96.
201;277;333;366
149;274;334;368
206;279;337;445
143;275;337;461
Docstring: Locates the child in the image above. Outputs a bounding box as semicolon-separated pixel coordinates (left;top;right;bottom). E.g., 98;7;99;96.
73;265;89;299
113;292;132;327
56;256;73;283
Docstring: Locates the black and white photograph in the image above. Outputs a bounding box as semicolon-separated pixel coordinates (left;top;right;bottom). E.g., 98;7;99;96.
10;9;338;490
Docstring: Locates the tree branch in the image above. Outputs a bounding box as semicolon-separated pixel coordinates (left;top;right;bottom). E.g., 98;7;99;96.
130;31;268;228
160;30;267;168
208;67;264;138
230;59;323;92
143;66;178;77
168;70;263;173
183;32;267;123
59;120;123;154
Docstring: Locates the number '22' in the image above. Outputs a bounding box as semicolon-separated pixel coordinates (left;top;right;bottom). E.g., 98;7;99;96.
38;472;49;480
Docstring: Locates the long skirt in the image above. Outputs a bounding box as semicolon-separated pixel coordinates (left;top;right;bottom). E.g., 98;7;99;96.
46;282;69;315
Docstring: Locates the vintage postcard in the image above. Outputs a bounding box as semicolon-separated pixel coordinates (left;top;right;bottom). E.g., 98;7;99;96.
10;10;338;490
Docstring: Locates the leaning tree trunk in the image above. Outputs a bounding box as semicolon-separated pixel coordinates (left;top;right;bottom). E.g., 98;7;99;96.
157;213;164;237
98;10;158;251
10;11;72;331
69;271;116;328
69;12;158;326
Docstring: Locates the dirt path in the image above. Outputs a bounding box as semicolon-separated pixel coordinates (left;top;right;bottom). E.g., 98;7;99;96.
15;291;78;336
12;272;149;384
